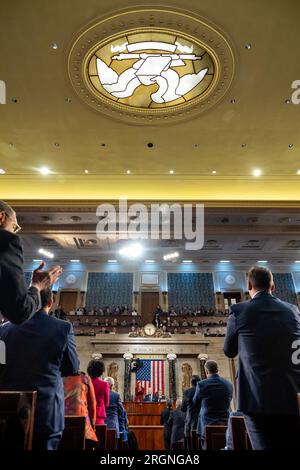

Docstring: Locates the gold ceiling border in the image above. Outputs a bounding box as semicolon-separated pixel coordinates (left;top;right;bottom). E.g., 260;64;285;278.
67;6;235;125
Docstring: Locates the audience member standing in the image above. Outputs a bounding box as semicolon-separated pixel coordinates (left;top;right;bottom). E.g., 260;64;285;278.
87;359;110;425
193;360;232;448
0;200;62;323
104;377;127;441
181;374;200;450
224;266;300;450
160;400;173;450
63;371;98;448
0;288;79;450
168;399;186;450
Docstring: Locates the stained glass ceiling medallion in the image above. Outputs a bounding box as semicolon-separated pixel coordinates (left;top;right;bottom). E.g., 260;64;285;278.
68;7;235;124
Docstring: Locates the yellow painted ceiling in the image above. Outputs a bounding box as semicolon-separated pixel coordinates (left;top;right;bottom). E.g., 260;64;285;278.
0;0;300;200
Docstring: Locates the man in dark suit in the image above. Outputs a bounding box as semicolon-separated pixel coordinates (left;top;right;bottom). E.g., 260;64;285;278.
104;377;127;440
181;374;200;449
193;360;232;447
0;200;62;324
144;388;154;402
160;400;173;450
224;266;300;450
167;399;186;450
0;288;79;449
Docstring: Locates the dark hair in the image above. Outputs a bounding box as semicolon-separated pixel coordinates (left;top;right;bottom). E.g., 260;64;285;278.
167;400;173;409
248;266;273;291
205;360;218;374
191;374;200;387
87;359;105;378
40;288;53;308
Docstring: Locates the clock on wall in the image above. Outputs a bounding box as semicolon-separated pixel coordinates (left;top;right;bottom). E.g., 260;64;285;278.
143;323;157;336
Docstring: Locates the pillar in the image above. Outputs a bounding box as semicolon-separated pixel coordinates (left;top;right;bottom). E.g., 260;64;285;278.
167;353;177;401
123;352;133;402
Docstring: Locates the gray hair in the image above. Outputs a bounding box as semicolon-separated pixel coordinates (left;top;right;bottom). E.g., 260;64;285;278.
0;200;14;217
104;376;115;387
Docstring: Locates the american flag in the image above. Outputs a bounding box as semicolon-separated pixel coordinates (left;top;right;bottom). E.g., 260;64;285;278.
136;359;165;394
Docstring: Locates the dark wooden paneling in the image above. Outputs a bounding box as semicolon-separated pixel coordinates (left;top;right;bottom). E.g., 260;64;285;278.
128;425;164;450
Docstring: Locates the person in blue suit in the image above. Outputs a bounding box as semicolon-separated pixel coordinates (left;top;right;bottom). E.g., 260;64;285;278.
144;388;154;402
224;265;300;450
193;360;232;448
104;376;127;440
0;288;79;450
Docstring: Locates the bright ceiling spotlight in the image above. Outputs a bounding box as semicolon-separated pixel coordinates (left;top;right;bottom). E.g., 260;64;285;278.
163;252;179;261
39;166;51;176
38;248;54;259
119;243;143;259
252;168;262;177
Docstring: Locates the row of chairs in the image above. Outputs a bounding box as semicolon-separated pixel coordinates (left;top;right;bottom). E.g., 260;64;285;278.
1;391;300;450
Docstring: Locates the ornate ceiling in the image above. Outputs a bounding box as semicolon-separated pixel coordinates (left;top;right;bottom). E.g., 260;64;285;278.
0;0;300;201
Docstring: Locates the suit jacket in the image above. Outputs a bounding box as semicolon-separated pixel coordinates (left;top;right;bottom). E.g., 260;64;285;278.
92;377;110;425
224;291;300;415
193;374;232;437
105;390;125;438
144;393;153;402
181;386;199;436
0;310;79;435
160;407;173;440
0;228;40;324
167;408;186;444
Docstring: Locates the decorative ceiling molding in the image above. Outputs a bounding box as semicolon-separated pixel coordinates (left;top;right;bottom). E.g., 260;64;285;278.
68;6;235;124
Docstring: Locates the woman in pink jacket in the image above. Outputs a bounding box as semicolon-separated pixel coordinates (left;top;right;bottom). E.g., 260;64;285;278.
87;359;110;425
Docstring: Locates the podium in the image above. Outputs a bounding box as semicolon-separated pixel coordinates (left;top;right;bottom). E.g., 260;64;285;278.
123;402;167;450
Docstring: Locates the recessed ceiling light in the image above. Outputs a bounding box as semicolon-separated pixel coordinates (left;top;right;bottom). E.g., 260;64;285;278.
253;168;262;177
288;143;293;148
0;169;6;174
245;43;252;50
9;143;14;147
84;169;89;174
70;259;80;263
51;43;58;50
107;259;117;263
54;142;60;147
241;143;247;148
11;97;18;103
230;98;236;104
220;260;230;263
145;260;155;263
101;143;106;147
212;170;217;174
193;143;199;148
39;166;51;175
126;170;131;174
147;142;154;148
169;170;174;174
182;260;193;263
258;260;268;263
285;99;291;104
66;97;72;103
119;243;143;259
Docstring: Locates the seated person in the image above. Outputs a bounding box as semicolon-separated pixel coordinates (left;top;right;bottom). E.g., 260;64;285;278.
153;389;166;402
168;399;186;450
181;317;189;327
144;388;155;402
193;360;232;448
132;308;138;316
121;319;127;326
128;326;138;337
0;288;79;450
